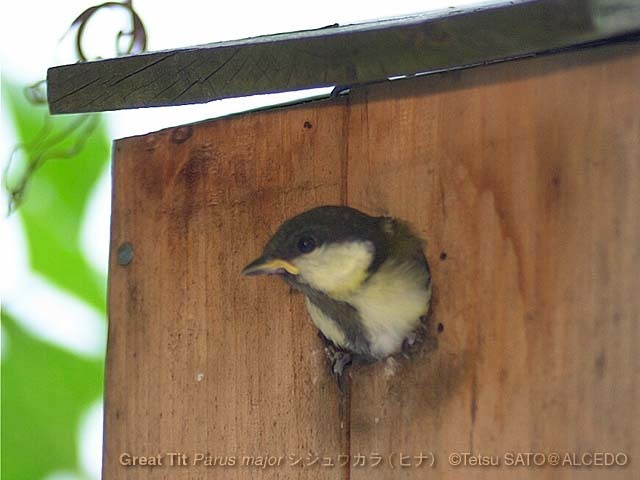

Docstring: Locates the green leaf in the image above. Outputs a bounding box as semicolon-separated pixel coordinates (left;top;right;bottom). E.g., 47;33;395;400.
3;79;110;311
1;311;104;480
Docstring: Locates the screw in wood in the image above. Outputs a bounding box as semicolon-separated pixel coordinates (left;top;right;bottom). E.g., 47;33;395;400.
117;242;134;266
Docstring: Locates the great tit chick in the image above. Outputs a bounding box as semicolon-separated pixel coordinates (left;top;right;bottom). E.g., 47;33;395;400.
242;205;432;389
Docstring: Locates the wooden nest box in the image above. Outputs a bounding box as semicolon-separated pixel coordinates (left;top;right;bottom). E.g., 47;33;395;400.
47;1;640;478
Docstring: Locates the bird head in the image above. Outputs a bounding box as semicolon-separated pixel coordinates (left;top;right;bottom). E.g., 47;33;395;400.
242;206;388;297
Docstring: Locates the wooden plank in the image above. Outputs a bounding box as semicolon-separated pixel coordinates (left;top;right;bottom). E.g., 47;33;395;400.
48;0;640;114
105;40;640;479
345;41;640;479
106;98;351;479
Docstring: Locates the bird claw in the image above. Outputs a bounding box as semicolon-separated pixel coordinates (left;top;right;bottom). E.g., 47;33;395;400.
323;344;352;428
332;351;353;393
322;341;352;394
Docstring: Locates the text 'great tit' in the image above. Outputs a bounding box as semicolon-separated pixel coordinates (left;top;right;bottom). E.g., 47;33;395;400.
242;205;432;389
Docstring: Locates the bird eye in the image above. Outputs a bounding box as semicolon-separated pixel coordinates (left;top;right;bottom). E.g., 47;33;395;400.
297;235;316;254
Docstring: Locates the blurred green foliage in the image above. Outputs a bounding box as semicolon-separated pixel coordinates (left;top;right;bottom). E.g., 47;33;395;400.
4;82;110;309
2;314;104;479
2;78;109;479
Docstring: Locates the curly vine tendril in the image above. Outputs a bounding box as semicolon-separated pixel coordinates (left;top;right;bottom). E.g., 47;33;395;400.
4;1;147;214
71;0;147;62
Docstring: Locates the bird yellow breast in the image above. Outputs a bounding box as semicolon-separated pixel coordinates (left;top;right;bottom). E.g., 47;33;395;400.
347;259;430;358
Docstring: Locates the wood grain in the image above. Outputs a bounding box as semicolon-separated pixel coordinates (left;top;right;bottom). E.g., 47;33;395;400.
107;99;350;479
106;41;640;479
346;42;640;479
48;0;640;113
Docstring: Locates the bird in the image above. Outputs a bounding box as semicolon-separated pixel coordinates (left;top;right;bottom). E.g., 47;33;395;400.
242;205;432;391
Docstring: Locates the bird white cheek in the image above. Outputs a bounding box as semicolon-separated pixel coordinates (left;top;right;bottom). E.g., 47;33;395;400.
293;241;374;297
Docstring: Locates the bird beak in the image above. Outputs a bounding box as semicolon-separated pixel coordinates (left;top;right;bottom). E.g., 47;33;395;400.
241;256;300;276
